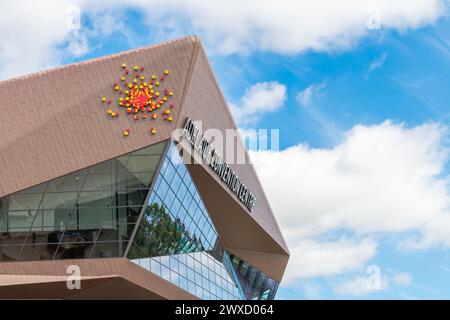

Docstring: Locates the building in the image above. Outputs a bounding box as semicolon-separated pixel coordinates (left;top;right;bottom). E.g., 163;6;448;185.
0;36;289;299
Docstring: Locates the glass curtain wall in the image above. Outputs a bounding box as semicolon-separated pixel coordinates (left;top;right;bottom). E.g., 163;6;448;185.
130;142;280;300
0;141;167;262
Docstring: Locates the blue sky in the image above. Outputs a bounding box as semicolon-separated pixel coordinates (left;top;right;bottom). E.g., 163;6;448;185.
1;0;450;299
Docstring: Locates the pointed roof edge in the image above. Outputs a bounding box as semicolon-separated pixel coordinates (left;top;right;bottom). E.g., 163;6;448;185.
0;35;199;198
177;39;290;256
173;35;202;128
0;35;199;85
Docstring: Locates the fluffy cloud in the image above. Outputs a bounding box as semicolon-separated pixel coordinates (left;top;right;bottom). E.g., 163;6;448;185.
296;82;327;107
333;271;412;297
250;121;450;281
1;0;447;79
283;238;377;281
0;0;87;79
0;0;133;79
134;0;448;55
368;53;388;73
393;272;412;286
230;81;287;125
334;275;389;297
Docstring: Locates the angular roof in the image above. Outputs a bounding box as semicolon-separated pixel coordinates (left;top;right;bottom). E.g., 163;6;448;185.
0;36;289;281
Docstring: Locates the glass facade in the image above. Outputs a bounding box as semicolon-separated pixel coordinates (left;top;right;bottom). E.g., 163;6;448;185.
0;139;279;300
130;142;279;300
0;141;166;261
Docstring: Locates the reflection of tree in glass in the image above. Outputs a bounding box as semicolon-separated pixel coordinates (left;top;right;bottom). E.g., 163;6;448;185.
128;202;204;259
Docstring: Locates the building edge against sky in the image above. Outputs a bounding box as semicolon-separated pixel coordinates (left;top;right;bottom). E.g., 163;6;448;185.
0;35;289;299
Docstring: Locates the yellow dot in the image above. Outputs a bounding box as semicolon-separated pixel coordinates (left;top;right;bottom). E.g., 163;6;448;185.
168;116;173;121
155;81;160;86
114;86;119;91
169;92;173;96
133;79;137;83
119;102;123;106
123;131;129;136
134;65;139;71
125;90;129;95
128;84;132;88
151;75;156;80
143;82;147;87
140;76;144;80
121;76;125;81
155;92;160;96
140;85;144;89
101;97;106;102
163;97;167;101
111;112;116;117
164;69;169;75
121;63;126;69
107;109;112;114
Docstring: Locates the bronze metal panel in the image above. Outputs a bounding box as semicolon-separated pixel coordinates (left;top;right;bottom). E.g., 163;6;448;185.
175;43;289;257
0;258;197;299
0;36;197;198
0;35;289;289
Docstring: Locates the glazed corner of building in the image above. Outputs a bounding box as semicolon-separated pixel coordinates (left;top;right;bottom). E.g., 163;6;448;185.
0;35;289;300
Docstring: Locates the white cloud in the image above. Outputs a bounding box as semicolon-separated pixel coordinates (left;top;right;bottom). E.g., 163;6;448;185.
133;0;448;55
297;86;314;107
0;0;87;79
230;81;286;125
333;271;411;296
334;275;389;297
250;121;450;281
301;282;322;299
365;53;388;78
283;238;377;281
368;53;388;73
1;0;447;79
296;82;327;107
0;0;134;79
393;272;412;286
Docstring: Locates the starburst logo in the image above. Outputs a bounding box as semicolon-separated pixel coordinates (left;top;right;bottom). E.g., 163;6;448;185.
100;63;175;137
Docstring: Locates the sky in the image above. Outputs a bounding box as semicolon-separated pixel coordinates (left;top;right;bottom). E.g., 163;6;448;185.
1;0;450;299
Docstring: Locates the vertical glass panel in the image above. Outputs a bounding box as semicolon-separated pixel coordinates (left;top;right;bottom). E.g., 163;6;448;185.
42;192;77;210
8;193;43;210
129;142;219;260
21;244;58;261
90;241;128;258
132;247;245;300
129;141;280;300
228;254;279;300
0;140;167;262
48;171;87;193
7;210;37;232
54;242;95;260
